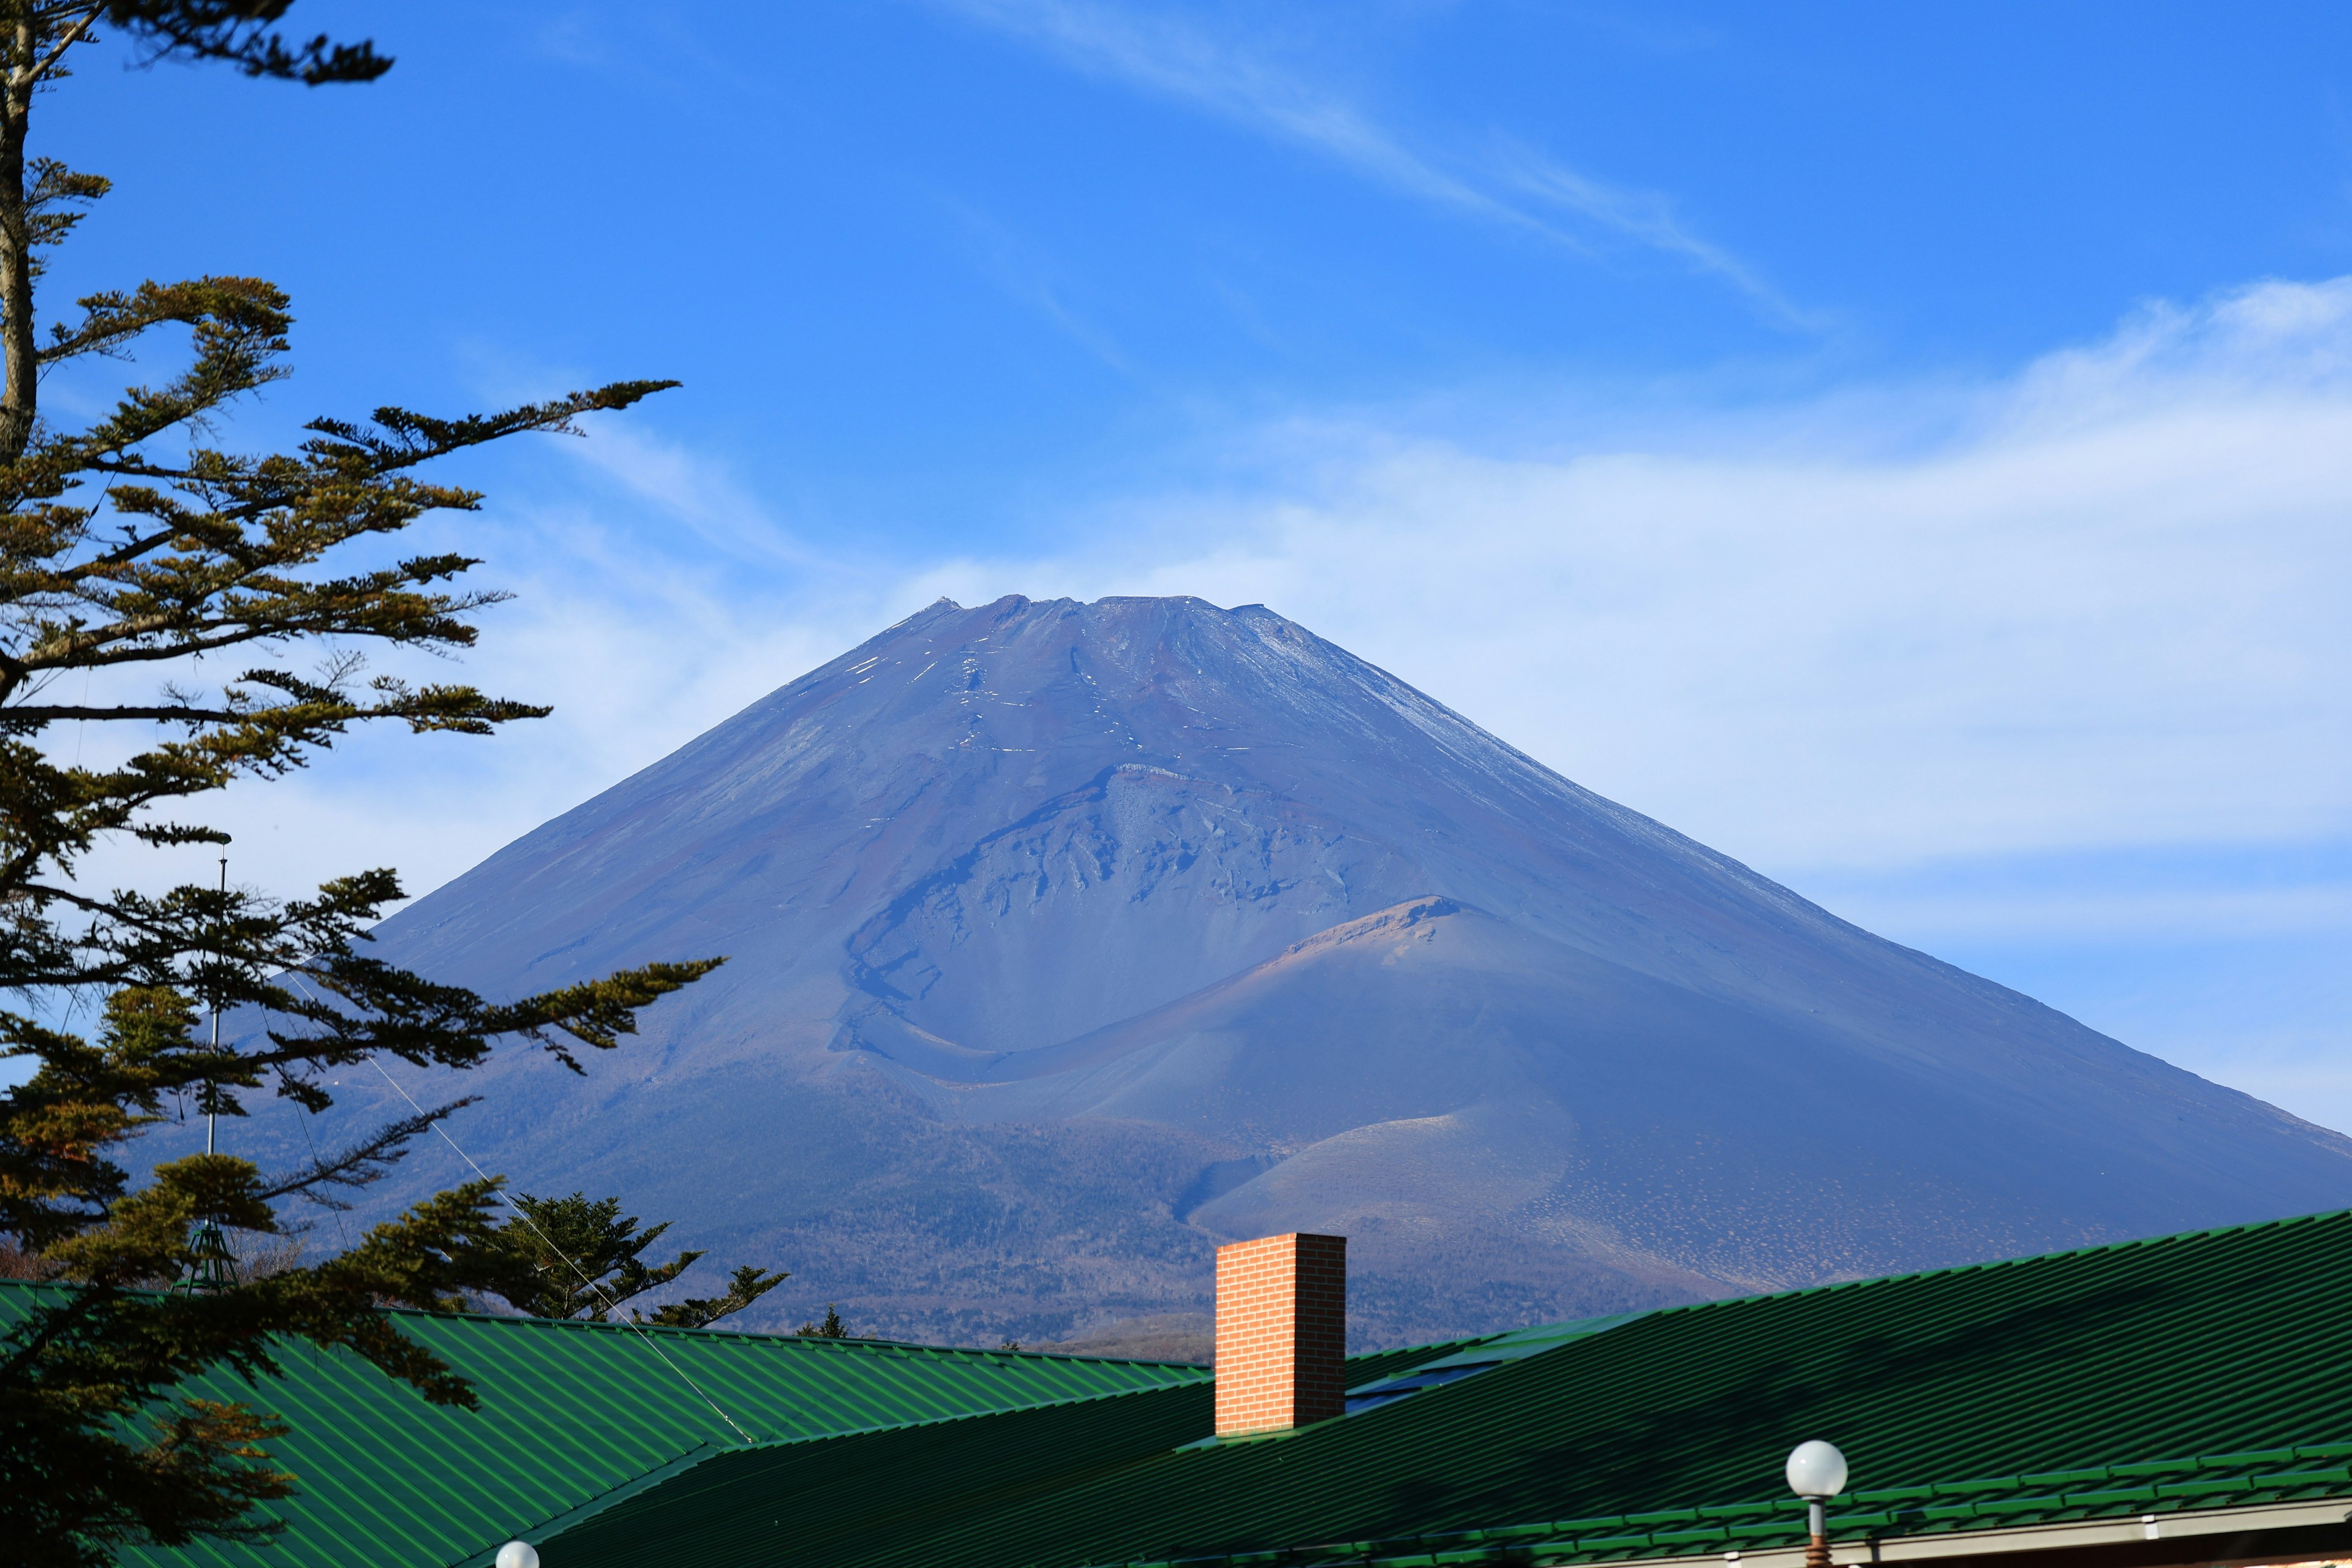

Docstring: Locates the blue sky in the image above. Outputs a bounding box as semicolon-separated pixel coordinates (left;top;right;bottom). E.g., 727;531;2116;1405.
31;2;2352;1128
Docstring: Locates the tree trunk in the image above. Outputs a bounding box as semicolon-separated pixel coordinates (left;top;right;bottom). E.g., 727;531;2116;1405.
0;11;36;464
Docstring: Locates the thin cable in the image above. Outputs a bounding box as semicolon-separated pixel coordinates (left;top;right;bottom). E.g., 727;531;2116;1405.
361;1054;757;1446
277;973;760;1443
279;1070;353;1256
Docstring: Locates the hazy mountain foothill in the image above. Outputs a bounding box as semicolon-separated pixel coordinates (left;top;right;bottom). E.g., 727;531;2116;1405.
175;594;2352;1351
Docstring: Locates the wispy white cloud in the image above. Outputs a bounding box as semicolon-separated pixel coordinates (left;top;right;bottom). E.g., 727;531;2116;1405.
932;0;1805;321
56;420;905;920
935;195;1136;372
1820;884;2352;943
1492;141;1804;322
561;421;834;571
900;276;2352;876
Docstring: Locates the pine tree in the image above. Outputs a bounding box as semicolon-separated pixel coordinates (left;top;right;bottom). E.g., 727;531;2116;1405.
491;1193;786;1330
797;1304;850;1339
0;8;722;1563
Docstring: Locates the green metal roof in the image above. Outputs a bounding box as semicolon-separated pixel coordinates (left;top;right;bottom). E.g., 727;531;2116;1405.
0;1283;1207;1568
540;1380;1220;1566
539;1208;2352;1568
1343;1314;1653;1417
535;1335;1493;1568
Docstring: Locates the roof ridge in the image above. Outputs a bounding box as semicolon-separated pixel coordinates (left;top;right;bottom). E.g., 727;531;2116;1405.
382;1305;1213;1362
701;1370;1215;1459
1635;1206;2352;1324
0;1280;1206;1365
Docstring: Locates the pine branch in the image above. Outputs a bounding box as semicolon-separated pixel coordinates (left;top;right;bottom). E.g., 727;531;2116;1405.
101;2;392;85
252;1095;479;1207
641;1264;791;1330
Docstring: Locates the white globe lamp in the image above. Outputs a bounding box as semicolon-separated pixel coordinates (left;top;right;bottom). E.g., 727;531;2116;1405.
1785;1439;1848;1498
496;1542;540;1568
1785;1440;1847;1568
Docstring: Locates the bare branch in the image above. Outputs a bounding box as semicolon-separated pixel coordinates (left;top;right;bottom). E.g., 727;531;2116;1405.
254;1095;480;1208
1;704;245;722
21;8;101;89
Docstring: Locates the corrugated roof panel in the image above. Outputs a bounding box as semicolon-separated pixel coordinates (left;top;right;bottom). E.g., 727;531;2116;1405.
0;1284;1206;1568
539;1208;2352;1568
549;1382;1220;1568
1340;1335;1504;1390
537;1339;1493;1567
1344;1313;1652;1415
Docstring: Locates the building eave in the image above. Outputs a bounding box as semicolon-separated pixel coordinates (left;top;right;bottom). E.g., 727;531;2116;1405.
1528;1497;2352;1568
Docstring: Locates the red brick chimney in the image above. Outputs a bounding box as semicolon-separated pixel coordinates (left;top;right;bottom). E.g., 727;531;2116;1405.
1213;1232;1346;1437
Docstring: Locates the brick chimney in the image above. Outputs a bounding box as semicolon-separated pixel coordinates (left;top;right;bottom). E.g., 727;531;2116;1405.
1213;1232;1346;1437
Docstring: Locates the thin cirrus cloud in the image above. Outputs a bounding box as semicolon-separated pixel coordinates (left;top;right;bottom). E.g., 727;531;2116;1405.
935;194;1137;372
900;275;2352;888
932;0;1807;322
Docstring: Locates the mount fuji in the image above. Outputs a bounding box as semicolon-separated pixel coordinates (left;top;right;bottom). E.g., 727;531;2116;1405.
205;595;2352;1349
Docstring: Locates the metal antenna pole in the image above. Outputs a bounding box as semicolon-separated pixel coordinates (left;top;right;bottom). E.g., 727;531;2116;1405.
206;853;224;1156
176;853;237;1294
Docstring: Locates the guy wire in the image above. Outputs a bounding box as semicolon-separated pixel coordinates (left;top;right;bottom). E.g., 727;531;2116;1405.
361;1055;758;1447
269;974;760;1447
277;1066;353;1256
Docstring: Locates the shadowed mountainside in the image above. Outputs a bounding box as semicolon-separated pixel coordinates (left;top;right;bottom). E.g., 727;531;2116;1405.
187;595;2352;1347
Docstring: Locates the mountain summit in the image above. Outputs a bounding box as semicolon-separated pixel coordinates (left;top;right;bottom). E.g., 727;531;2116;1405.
246;595;2352;1344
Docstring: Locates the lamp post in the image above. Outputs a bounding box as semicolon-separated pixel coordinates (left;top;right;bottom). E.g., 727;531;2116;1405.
1785;1440;1849;1568
495;1542;539;1568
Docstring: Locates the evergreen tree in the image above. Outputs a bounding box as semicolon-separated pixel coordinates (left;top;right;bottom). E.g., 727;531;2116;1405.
0;7;722;1562
797;1305;850;1339
491;1193;785;1330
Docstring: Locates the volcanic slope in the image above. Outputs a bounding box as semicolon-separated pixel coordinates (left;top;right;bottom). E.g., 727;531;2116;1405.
231;595;2352;1346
